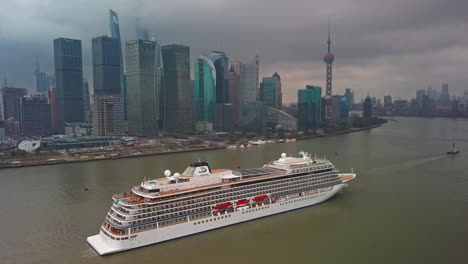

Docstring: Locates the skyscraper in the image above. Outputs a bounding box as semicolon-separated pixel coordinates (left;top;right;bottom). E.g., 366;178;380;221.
2;87;27;121
363;96;373;118
92;36;122;94
125;40;158;137
209;51;229;103
46;87;58;133
83;79;91;123
238;56;259;104
259;77;276;108
272;72;282;109
214;103;233;132
384;95;392;115
91;36;124;135
416;89;426;107
153;38;165;130
298;85;322;130
91;95;125;136
108;9;126;120
161;44;192;132
330;95;342;123
194;56;216;123
54;38;84;133
323;20;335;122
239;101;267;133
344;88;354;107
34;57;54;93
136;18;150;40
439;83;451;107
18;94;52;137
227;63;240;126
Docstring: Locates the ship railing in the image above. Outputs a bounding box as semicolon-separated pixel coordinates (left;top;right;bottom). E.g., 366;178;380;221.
107;177;342;229
110;171;338;221
115;172;337;221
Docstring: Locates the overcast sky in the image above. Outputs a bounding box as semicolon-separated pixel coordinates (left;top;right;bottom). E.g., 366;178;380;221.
1;0;468;103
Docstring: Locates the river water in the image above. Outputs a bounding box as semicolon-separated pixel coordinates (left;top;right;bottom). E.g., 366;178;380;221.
0;117;467;264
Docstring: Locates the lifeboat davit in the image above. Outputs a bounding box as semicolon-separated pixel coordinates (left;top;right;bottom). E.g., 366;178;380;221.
252;195;268;202
213;202;233;211
236;199;249;206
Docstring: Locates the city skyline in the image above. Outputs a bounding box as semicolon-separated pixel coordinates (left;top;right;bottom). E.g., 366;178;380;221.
1;0;468;103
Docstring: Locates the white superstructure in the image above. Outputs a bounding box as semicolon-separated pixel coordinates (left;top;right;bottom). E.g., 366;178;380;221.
87;152;356;255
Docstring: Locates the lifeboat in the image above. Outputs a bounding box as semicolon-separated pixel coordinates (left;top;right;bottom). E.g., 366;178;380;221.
252;195;268;203
213;202;233;211
236;199;249;206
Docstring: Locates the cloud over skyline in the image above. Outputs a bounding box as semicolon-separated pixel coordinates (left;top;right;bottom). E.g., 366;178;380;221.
1;0;468;103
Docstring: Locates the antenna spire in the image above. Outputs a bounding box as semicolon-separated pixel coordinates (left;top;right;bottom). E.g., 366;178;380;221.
327;17;331;53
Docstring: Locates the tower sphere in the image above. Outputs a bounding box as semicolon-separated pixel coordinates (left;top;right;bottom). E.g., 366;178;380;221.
323;52;334;63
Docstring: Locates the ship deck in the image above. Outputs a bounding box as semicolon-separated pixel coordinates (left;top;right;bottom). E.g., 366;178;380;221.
116;167;288;205
232;167;285;178
339;173;356;182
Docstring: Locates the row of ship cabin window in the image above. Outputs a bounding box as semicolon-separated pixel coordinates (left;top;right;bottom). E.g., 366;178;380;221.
279;193;327;205
115;173;334;224
114;179;333;225
118;172;332;214
292;166;329;174
241;206;270;214
193;214;232;225
102;229;129;241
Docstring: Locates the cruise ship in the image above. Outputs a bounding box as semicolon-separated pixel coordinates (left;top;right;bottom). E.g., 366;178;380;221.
87;152;356;255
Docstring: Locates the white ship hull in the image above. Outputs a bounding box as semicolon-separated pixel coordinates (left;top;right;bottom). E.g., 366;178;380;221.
87;183;345;255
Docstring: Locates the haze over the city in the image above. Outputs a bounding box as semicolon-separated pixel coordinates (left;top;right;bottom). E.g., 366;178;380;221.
1;0;468;103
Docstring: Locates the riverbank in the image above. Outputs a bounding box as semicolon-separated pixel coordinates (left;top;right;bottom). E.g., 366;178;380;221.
296;124;382;141
0;124;382;169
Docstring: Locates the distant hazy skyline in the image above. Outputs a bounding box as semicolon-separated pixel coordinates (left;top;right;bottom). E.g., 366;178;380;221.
1;0;468;103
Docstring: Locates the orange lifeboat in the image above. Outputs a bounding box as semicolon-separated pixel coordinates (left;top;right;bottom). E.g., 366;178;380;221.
252;195;268;203
213;202;233;211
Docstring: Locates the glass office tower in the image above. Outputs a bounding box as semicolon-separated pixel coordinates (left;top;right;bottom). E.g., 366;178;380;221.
125;40;158;137
194;56;216;123
298;85;322;130
54;38;84;133
161;44;192;132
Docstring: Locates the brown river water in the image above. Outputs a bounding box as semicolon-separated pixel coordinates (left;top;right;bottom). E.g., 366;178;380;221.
0;117;467;264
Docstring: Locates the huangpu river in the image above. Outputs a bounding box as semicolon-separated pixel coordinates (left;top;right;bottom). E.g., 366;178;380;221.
0;117;467;264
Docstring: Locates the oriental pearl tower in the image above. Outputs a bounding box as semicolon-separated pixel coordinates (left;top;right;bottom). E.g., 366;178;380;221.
323;19;334;122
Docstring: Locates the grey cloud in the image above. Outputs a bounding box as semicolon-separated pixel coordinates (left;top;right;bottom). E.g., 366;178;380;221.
1;0;468;102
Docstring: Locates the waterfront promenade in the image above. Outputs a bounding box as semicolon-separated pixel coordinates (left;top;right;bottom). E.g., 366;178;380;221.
0;124;382;169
